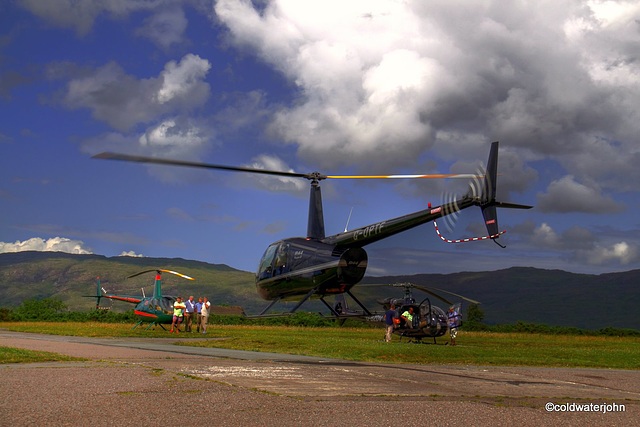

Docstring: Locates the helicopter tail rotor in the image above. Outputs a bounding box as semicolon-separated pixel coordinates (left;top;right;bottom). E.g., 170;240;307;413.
435;142;532;247
479;142;533;246
82;276;111;309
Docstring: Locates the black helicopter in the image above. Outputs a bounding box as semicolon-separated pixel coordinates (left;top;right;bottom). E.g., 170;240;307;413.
376;283;478;343
93;141;531;316
87;269;194;329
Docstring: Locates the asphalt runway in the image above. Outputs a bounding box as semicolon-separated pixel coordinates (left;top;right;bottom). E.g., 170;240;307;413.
1;330;638;426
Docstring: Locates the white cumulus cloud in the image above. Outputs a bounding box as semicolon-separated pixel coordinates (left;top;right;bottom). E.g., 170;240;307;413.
65;54;211;131
0;237;93;254
241;154;308;195
577;241;639;266
118;250;144;257
156;54;212;104
214;0;640;192
537;175;625;214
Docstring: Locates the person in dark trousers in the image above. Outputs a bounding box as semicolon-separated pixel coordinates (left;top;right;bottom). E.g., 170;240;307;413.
195;297;203;332
184;295;196;332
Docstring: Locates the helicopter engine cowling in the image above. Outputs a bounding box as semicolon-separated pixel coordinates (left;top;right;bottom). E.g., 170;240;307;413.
336;247;368;285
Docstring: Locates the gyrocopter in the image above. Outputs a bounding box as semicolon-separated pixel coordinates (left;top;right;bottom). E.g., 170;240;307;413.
376;282;479;344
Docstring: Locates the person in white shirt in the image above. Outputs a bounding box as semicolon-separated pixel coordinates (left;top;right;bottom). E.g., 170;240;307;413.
200;297;211;333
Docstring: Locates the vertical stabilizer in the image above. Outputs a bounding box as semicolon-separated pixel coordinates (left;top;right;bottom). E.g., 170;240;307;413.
153;273;162;298
481;141;500;236
482;141;499;205
95;277;102;309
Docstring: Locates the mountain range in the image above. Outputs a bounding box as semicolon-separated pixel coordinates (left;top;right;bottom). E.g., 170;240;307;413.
1;251;638;330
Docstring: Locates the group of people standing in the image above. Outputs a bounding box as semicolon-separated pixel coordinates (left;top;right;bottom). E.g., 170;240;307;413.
169;296;211;333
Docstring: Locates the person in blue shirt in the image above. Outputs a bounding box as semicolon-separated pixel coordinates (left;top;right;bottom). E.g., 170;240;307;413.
383;304;397;342
195;297;203;332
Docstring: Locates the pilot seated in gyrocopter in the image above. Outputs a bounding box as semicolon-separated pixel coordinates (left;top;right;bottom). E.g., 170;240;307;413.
378;283;471;344
394;302;449;344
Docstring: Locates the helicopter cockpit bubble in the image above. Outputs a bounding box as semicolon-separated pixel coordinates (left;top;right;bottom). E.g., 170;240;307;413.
257;243;279;280
139;297;175;315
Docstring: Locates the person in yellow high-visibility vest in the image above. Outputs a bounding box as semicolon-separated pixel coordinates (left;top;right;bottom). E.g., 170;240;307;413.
170;296;186;333
401;307;414;329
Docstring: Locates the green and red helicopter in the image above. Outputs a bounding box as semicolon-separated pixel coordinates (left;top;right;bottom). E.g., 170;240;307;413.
88;269;194;329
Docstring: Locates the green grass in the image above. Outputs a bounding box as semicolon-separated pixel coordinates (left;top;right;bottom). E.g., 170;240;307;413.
2;322;639;369
0;346;84;364
182;326;640;369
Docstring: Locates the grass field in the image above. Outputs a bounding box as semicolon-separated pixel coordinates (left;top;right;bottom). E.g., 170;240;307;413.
2;322;639;369
0;346;84;364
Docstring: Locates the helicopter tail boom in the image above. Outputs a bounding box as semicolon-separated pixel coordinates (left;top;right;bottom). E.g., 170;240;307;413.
324;141;531;248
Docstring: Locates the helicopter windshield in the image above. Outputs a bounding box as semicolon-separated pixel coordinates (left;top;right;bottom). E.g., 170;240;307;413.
146;297;175;314
257;243;279;280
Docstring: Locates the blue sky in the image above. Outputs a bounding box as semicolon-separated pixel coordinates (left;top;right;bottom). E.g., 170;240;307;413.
2;0;640;276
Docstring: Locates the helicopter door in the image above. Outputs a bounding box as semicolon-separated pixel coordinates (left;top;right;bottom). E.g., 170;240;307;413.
273;243;290;276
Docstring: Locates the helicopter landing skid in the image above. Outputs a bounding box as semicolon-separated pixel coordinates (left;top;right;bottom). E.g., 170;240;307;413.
131;321;166;331
397;332;442;345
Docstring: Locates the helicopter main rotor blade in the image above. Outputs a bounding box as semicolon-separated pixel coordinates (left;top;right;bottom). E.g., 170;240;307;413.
94;152;481;182
327;173;484;179
158;269;195;280
126;269;194;280
413;285;481;305
93;152;315;180
127;269;159;279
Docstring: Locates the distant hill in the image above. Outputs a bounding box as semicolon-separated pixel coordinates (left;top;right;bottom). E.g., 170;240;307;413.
1;252;638;330
0;251;265;313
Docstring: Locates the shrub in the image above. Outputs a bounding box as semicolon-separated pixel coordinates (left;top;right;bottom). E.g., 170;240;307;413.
12;297;67;321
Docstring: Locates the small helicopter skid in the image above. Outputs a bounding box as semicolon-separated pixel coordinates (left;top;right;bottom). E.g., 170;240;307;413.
132;320;167;331
395;331;445;345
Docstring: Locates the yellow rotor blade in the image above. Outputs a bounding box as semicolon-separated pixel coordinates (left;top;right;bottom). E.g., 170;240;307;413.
326;173;484;179
158;269;195;280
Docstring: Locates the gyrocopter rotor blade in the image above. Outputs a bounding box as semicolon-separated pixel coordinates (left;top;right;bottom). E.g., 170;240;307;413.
410;285;454;306
412;284;481;305
93;152;482;182
127;269;194;280
365;282;480;306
